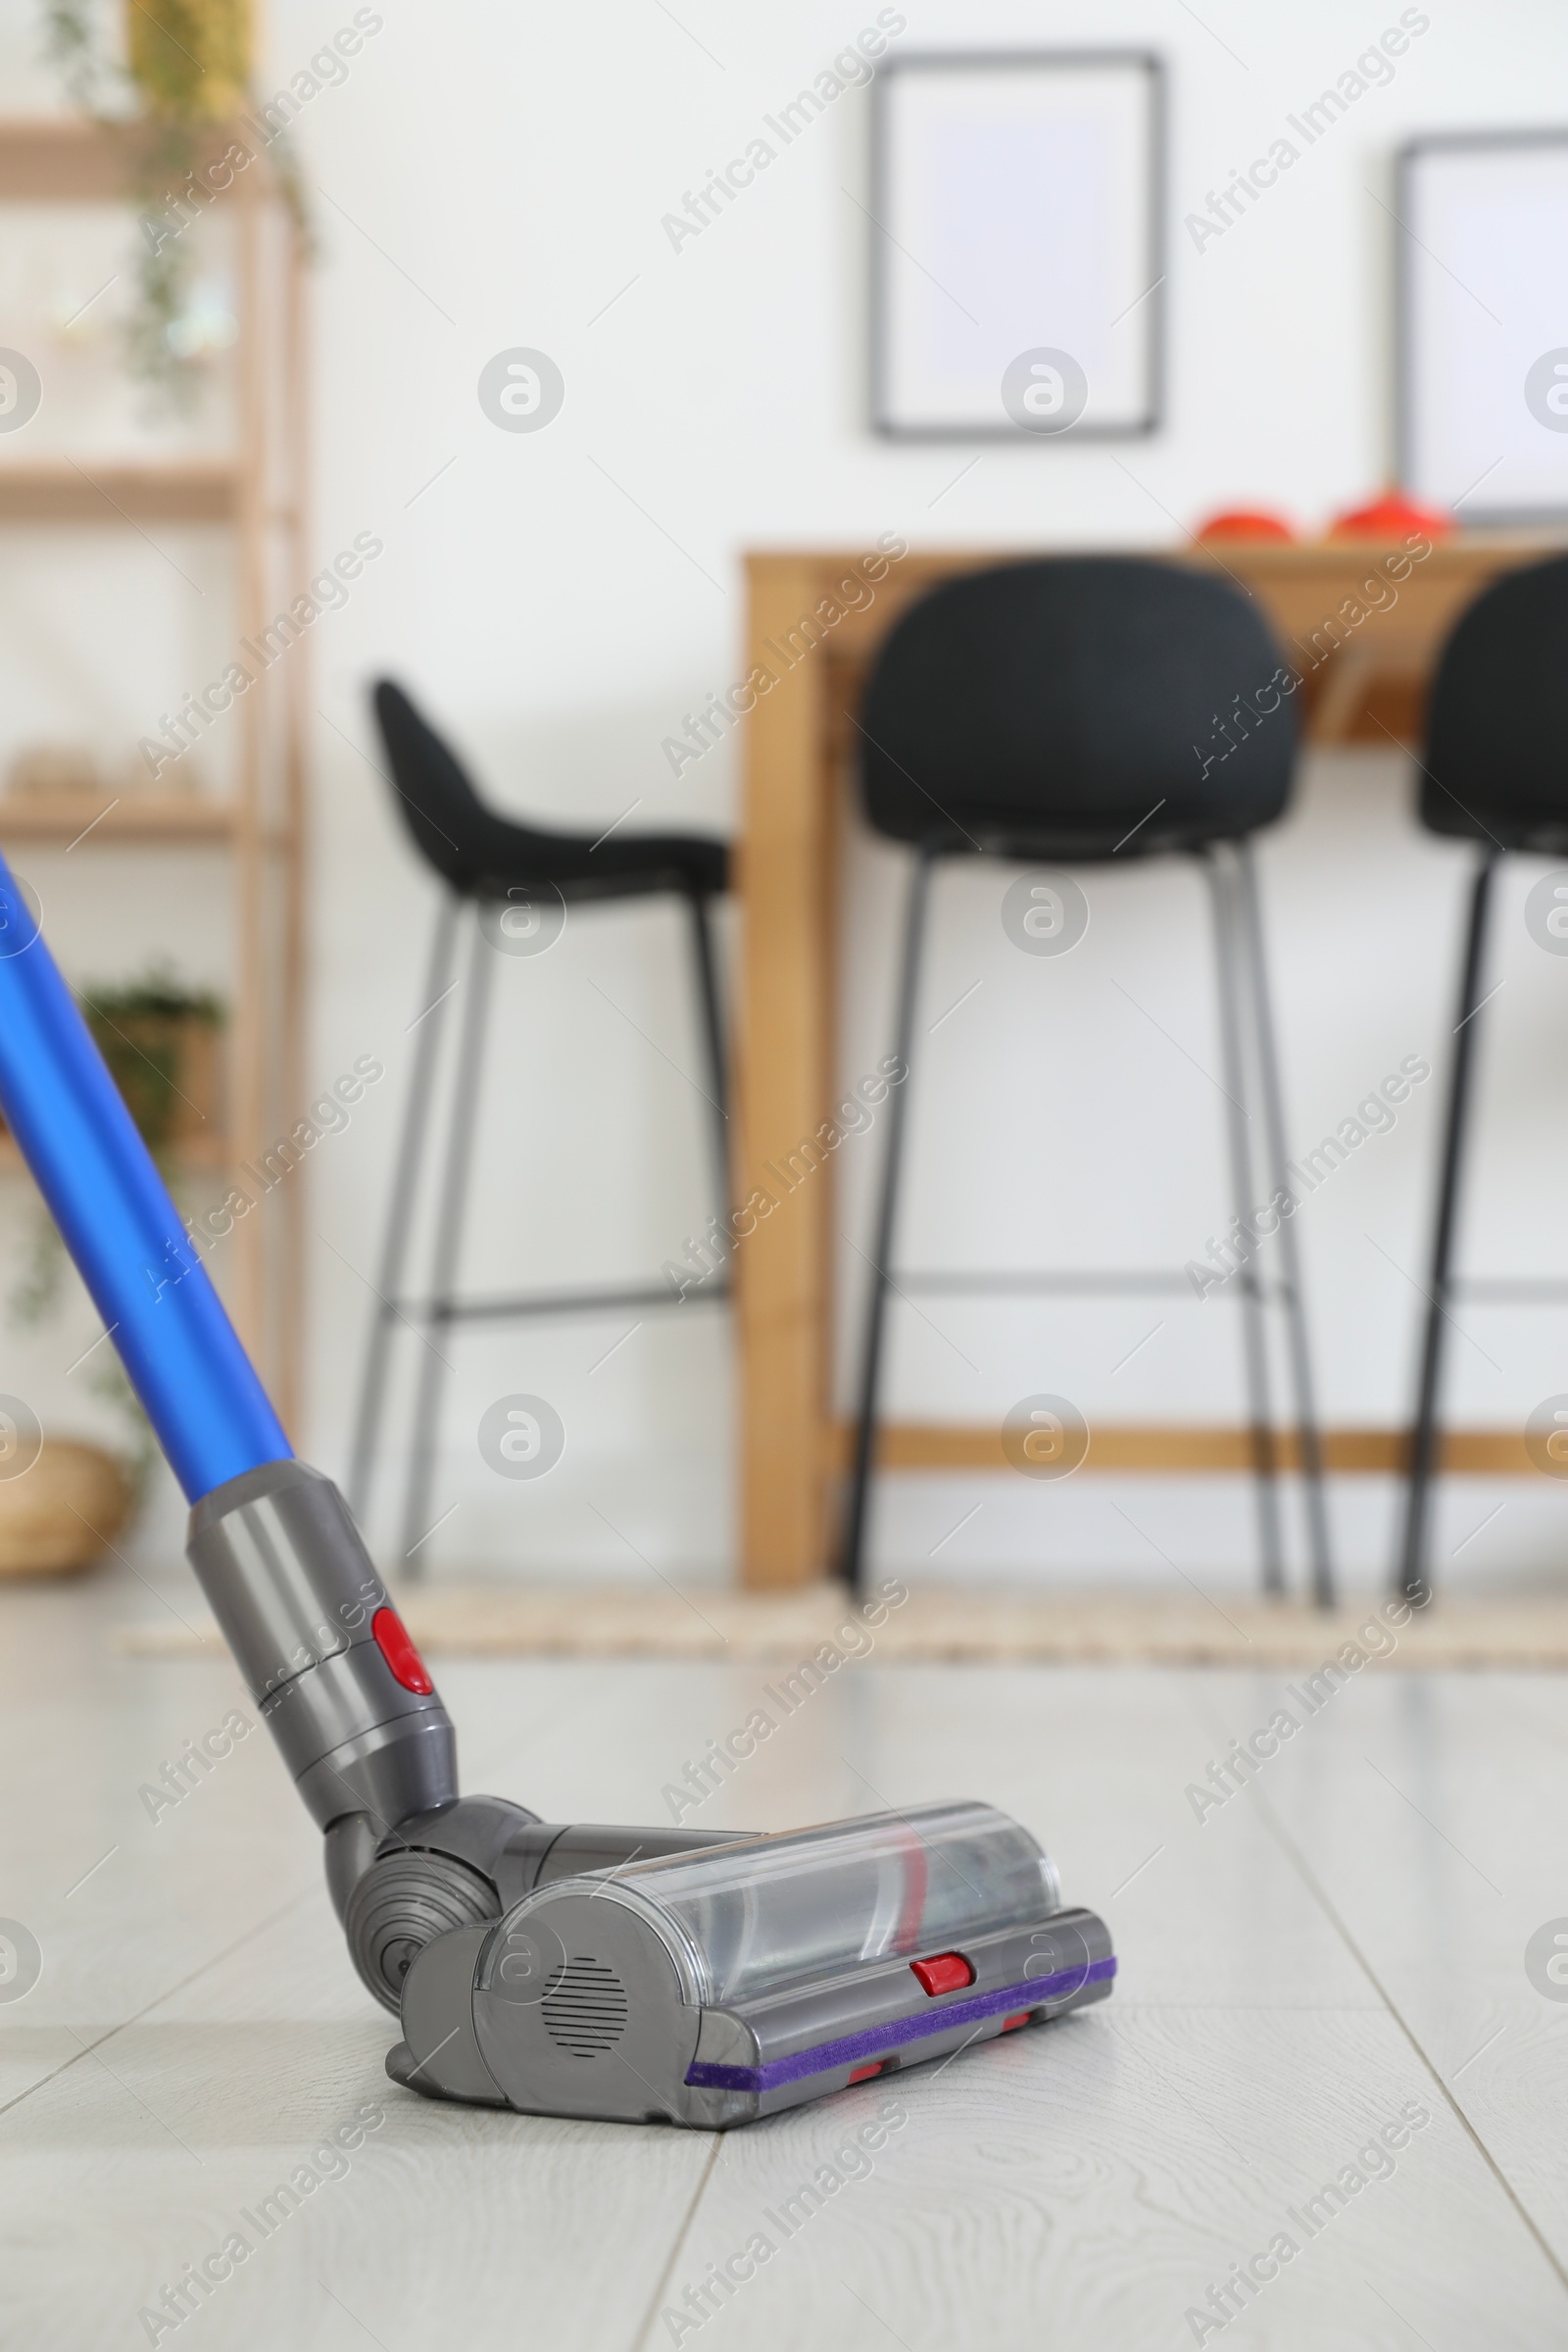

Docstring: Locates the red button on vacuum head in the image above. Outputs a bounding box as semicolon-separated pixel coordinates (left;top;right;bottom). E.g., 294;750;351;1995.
371;1606;433;1694
909;1951;975;1997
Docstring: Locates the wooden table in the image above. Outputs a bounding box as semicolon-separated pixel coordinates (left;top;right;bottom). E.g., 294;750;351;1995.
734;534;1567;1590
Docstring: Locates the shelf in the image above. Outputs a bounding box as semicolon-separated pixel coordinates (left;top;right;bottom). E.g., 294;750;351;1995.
0;1133;230;1176
0;116;156;202
0;116;285;203
0;794;243;844
0;460;238;523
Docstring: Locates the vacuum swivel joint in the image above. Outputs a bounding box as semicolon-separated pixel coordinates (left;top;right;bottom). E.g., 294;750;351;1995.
186;1459;458;1835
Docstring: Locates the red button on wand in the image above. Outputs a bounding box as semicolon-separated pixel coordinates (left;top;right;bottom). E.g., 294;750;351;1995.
371;1605;433;1694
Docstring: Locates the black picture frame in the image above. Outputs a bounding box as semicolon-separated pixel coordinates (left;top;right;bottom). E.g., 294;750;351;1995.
869;49;1165;442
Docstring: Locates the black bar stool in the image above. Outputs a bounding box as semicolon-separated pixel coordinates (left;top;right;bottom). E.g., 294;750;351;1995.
1397;552;1568;1602
842;556;1334;1603
349;679;730;1569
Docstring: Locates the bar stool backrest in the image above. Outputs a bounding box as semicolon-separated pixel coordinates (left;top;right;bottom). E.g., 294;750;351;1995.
373;677;519;897
858;557;1297;860
1421;553;1568;852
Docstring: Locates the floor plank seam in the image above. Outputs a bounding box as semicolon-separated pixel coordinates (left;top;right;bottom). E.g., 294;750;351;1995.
624;2131;724;2352
1253;1783;1568;2298
0;1880;318;2129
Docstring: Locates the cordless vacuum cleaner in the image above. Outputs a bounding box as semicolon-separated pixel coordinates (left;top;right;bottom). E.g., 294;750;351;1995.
0;854;1114;2126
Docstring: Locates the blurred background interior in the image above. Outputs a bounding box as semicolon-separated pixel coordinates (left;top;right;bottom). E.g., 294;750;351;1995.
3;0;1568;1617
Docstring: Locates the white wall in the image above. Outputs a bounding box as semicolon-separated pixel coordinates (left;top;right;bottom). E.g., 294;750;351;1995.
3;0;1568;1593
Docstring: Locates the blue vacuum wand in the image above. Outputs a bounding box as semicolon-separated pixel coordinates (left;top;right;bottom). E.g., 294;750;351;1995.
0;854;1112;2124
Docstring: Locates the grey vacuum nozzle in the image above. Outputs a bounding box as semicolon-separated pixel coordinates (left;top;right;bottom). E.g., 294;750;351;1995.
183;1463;1117;2120
389;1802;1115;2127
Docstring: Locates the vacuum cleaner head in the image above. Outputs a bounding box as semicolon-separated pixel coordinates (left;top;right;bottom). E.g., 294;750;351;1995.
388;1801;1114;2126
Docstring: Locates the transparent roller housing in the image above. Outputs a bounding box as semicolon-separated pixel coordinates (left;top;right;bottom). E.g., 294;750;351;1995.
587;1801;1063;2006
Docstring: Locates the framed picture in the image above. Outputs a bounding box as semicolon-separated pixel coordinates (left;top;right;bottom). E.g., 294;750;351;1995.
1397;131;1568;522
869;50;1164;441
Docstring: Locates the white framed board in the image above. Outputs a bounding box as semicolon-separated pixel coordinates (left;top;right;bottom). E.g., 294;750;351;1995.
870;51;1164;441
1398;131;1568;522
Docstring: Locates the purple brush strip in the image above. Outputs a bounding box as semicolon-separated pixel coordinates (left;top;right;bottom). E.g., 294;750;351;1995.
685;1956;1116;2093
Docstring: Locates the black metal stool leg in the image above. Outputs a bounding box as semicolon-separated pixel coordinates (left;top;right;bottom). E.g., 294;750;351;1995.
685;891;731;1235
841;843;938;1594
399;910;496;1576
1236;841;1336;1607
1205;852;1284;1595
348;892;462;1526
1397;850;1499;1605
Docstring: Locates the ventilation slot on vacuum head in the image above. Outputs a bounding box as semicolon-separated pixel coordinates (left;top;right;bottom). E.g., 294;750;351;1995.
543;1956;630;2056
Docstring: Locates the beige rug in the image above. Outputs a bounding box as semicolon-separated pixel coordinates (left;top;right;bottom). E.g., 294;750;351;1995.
118;1584;1568;1670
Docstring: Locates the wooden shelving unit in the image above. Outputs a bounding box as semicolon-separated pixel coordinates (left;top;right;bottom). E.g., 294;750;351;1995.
0;117;308;1426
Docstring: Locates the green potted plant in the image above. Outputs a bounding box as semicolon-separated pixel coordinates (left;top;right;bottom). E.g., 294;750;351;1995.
80;965;226;1156
41;0;303;405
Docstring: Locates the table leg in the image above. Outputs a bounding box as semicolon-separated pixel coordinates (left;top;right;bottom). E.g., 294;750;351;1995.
736;560;839;1587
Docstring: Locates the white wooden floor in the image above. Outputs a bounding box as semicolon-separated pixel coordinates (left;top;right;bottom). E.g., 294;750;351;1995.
3;1572;1567;2351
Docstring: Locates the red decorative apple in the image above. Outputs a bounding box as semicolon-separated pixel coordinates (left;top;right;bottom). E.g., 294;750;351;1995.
1328;492;1453;540
1195;507;1297;543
